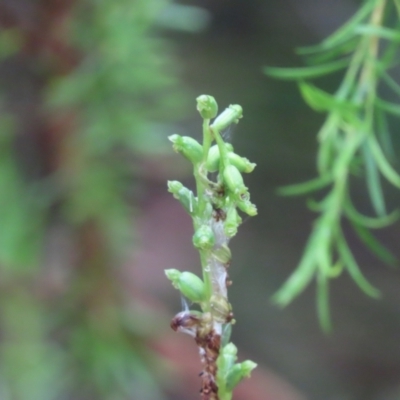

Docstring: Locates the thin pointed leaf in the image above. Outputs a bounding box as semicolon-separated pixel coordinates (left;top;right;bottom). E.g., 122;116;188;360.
277;174;332;196
375;108;395;162
299;81;358;114
361;141;387;217
272;236;319;306
302;40;357;65
306;197;326;212
394;0;400;17
298;0;375;53
351;221;397;266
367;135;400;188
317;271;331;333
375;98;400;116
264;59;349;80
327;261;344;278
336;230;380;297
344;196;398;228
380;70;400;97
378;25;400;69
354;24;400;41
317;114;341;173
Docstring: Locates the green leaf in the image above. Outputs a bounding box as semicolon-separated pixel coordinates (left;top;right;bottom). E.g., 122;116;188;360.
306;197;326;212
381;70;400;97
343;196;399;229
317;114;341;173
301;39;357;65
361;141;387;217
354;24;400;41
264;59;349;80
351;222;398;266
316;271;331;333
273;233;320;306
277;173;332;196
298;81;358;114
375;108;395;162
336;229;380;298
394;0;400;17
367;135;400;188
307;0;375;51
375;98;400;116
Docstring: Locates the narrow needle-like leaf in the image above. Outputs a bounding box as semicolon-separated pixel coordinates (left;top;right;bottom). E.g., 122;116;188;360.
277;174;332;196
264;59;349;80
336;229;380;298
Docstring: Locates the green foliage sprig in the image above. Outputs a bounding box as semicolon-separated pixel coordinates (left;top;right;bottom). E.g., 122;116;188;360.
265;0;400;330
166;95;257;399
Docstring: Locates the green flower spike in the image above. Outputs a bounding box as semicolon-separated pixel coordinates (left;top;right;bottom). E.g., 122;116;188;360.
166;95;256;398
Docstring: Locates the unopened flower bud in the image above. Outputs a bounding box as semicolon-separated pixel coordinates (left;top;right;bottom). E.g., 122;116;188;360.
165;269;206;303
223;165;247;195
224;207;241;237
228;153;256;173
196;95;218;119
211;104;243;133
226;360;257;391
169;134;203;164
168;180;197;215
237;198;257;216
193;225;215;250
206;145;221;172
222;342;237;357
206;144;238;172
217;343;237;382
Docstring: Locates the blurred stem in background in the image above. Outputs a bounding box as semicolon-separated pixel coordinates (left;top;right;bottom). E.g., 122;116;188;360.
0;0;187;398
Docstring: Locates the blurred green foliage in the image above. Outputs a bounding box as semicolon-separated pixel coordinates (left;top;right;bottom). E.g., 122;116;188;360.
0;0;186;398
266;0;400;330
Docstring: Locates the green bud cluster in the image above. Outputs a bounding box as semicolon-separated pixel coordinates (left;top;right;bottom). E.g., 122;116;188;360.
165;95;257;397
217;343;257;397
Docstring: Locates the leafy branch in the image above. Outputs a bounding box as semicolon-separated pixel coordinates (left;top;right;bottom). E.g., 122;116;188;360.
265;0;400;330
165;95;257;399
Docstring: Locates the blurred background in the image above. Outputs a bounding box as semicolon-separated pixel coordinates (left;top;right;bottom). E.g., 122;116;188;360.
0;0;400;399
